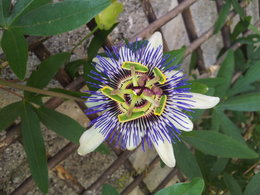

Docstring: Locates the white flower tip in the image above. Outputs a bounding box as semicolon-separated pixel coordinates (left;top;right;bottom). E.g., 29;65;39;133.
161;153;176;168
188;93;221;109
183;122;194;132
125;131;142;151
149;31;163;49
77;127;105;156
77;147;87;156
126;145;138;151
206;96;220;109
165;159;176;168
151;31;162;40
153;139;176;168
92;57;99;63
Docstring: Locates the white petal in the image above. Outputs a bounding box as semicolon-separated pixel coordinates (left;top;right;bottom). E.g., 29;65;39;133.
77;126;105;155
92;57;99;64
164;108;194;132
85;97;108;108
148;31;163;50
93;57;104;72
152;138;176;167
179;93;220;109
125;129;142;150
165;70;183;79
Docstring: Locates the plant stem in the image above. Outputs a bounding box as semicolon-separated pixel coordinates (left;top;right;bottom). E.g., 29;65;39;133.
0;79;84;102
71;26;99;53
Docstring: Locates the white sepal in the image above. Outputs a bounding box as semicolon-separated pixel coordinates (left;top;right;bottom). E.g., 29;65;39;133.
152;137;176;168
77;126;105;156
179;93;220;109
148;31;163;51
164;108;193;132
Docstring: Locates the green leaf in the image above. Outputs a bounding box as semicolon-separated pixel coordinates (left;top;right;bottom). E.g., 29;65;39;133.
211;109;220;131
0;1;5;25
87;23;117;60
182;130;258;159
155;177;204;195
189;52;198;73
229;61;260;96
95;143;110;155
164;47;186;70
177;81;208;94
84;24;117;90
214;109;245;143
0;101;22;131
247;44;260;61
1;29;28;80
36;106;85;143
188;81;208;94
20;102;48;193
231;16;251;41
195;78;225;88
95;1;123;30
173;141;202;180
14;0;111;36
214;50;234;98
231;0;245;19
0;0;11;25
224;174;242;195
248;24;260;35
234;48;247;71
102;184;119;195
190;109;205;122
214;0;231;34
65;59;86;78
17;0;52;16
209;158;229;180
236;34;260;45
218;93;260;111
194;151;216;181
244;173;260;195
25;52;70;99
9;0;52;24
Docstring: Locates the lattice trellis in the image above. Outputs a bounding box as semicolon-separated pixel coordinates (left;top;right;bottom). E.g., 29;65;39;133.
0;0;260;194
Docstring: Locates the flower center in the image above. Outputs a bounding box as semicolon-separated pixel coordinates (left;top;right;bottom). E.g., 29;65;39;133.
101;61;167;123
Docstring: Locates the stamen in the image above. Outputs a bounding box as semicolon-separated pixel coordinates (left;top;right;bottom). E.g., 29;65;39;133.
130;66;138;87
143;88;154;96
127;95;139;117
111;89;136;95
138;75;148;87
118;111;145;123
151;86;163;95
101;86;125;103
122;61;149;73
141;94;159;107
153;68;166;84
146;76;160;86
154;95;167;116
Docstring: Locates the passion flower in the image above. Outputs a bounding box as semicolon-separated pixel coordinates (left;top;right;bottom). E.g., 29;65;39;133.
78;32;220;167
